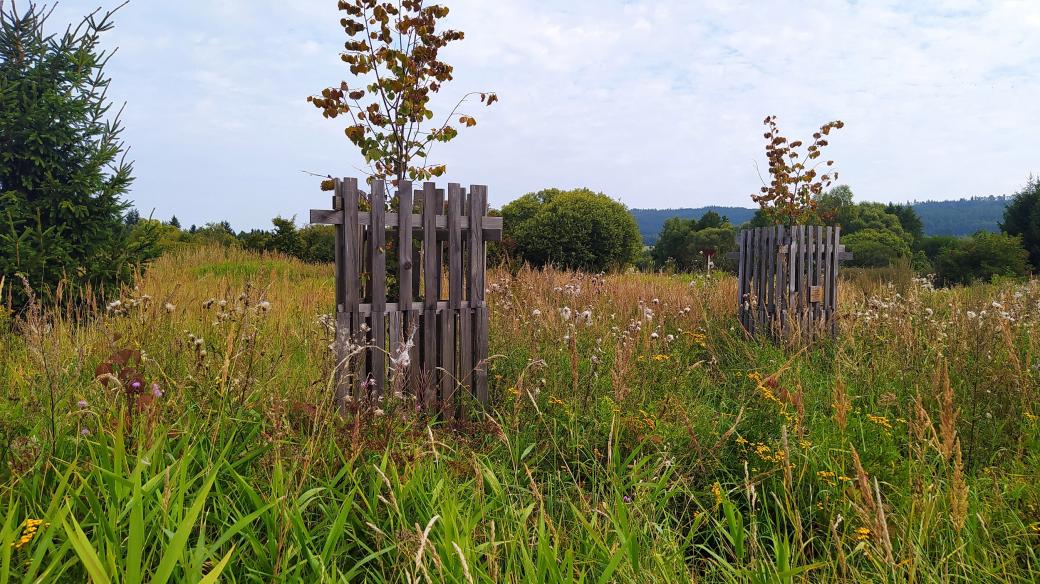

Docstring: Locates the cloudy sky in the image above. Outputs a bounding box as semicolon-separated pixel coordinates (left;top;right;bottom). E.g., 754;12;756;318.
47;0;1040;229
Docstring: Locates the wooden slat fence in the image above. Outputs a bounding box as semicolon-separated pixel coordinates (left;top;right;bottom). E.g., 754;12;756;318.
734;225;851;342
310;178;502;419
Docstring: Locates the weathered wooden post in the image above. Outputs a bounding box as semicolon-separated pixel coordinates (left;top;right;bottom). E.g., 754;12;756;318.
310;178;503;418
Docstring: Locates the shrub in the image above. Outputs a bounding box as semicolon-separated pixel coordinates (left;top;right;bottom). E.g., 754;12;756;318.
652;216;736;272
843;228;912;267
935;231;1030;286
502;188;641;272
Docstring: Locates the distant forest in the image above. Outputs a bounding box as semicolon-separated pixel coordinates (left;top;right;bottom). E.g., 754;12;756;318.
631;196;1012;244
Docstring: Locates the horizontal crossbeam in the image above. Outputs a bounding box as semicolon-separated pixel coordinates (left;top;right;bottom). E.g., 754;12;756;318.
309;209;503;241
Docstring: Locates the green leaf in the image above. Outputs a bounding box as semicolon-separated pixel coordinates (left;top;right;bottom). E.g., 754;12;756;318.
62;509;112;584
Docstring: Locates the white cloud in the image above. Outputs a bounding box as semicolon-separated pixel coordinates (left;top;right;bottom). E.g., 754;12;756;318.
45;0;1040;228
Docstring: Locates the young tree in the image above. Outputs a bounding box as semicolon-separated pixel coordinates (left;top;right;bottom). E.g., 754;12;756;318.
308;0;496;192
1;2;149;304
752;116;844;225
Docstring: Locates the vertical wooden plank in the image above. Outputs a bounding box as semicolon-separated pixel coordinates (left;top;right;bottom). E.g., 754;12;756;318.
474;306;489;406
782;225;786;334
804;225;815;341
412;187;422;303
340;179;362;406
458;306;473;418
764;225;774;333
811;225;819;336
831;226;842;337
398;181;414;309
422;183;438;411
468;185;487;306
469;185;489;404
736;230;746;331
800;225;810;341
396;182;415;396
772;225;782;336
370;180;387;400
439;309;455;419
436;188;446;301
773;225;784;336
448;184;464;309
333;193;345;311
747;228;757;334
387;310;400;398
787;225;797;337
761;227;769;334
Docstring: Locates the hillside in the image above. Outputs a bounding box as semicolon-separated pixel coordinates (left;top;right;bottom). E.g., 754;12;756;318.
631;197;1012;243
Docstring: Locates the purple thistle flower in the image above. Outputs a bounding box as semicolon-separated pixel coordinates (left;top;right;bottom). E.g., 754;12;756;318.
623;495;632;504
151;383;163;398
76;399;89;410
129;380;142;392
80;427;91;436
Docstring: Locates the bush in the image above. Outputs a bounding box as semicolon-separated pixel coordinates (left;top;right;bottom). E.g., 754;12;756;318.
651;215;736;272
843;228;912;267
934;231;1030;286
502;188;641;272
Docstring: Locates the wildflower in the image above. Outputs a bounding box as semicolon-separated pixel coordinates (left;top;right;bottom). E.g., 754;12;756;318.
128;380;143;394
531;309;542;317
853;527;870;542
373;408;385;416
151;383;163;398
650;332;659;340
866;414;893;430
623;495;632;504
80;427;91;436
711;481;723;506
107;300;122;311
164;302;176;313
202;298;216;309
560;307;573;320
257;301;271;312
13;519;47;550
76;399;88;410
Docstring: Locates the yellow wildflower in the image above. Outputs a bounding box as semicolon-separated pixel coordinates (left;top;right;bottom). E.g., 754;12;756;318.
711;481;723;507
867;414;892;430
853;527;871;542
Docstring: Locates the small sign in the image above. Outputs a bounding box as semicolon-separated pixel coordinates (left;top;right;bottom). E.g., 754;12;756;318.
810;286;824;303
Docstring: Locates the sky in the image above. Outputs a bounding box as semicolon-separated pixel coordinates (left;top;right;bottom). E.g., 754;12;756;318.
44;0;1040;230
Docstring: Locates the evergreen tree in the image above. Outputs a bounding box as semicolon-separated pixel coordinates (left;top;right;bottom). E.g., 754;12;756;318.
1;2;149;305
169;215;181;229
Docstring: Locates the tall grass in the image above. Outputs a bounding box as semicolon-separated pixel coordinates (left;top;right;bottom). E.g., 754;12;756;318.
1;246;1038;581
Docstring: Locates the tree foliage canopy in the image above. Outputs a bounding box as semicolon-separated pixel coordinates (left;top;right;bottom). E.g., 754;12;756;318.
1001;176;1040;271
308;0;495;188
935;231;1030;286
502;188;642;272
651;214;736;271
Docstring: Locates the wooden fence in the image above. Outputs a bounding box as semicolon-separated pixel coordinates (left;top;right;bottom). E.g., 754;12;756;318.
310;178;502;419
734;225;851;341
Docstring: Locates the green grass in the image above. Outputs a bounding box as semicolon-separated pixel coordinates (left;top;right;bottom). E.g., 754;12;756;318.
1;246;1039;581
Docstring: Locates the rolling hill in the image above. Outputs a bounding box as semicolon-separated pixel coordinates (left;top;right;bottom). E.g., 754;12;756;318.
631;197;1012;244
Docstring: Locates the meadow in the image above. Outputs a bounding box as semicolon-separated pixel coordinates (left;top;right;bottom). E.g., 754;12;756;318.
1;245;1039;582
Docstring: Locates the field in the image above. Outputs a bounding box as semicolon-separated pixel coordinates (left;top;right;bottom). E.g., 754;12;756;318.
1;246;1039;582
